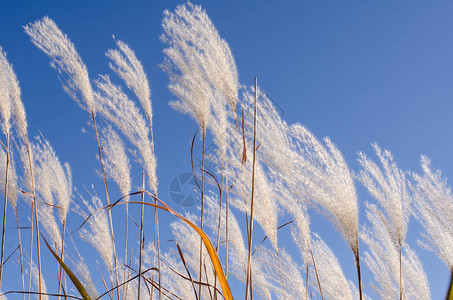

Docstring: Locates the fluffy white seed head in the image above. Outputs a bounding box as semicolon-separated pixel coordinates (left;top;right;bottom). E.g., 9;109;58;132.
95;75;157;192
411;156;453;269
0;146;18;212
0;47;28;140
25;17;95;113
106;39;153;124
357;144;411;245
32;137;72;222
311;234;356;300
77;195;114;271
100;126;131;203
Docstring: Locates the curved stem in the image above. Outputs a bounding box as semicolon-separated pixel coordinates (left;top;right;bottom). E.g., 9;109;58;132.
0;133;10;292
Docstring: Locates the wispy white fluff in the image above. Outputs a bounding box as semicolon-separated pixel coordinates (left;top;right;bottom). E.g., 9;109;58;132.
361;203;401;298
30;260;48;300
100;126;131;202
311;234;356;300
95;75;157;192
0;47;13;135
289;124;359;257
0;47;28;139
143;242;194;299
106;39;153;125
25;17;95;113
357;144;411;245
32;137;72;222
411;156;453;269
162;2;239;132
256;248;306;299
361;203;430;299
0;146;18;212
77;195;114;271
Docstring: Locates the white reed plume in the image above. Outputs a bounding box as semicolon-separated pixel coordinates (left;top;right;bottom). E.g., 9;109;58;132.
311;234;357;300
77;195;114;271
0;47;12;135
361;203;401;298
411;156;453;270
32;137;72;223
162;2;239;126
95;75;157;192
24;17;95;113
0;47;28;140
0;146;18;212
357;144;411;245
256;248;306;299
106;39;153;125
142;242;194;299
289;124;359;255
100;126;131;202
402;245;431;299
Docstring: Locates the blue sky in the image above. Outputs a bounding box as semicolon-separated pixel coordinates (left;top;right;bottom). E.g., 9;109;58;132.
1;0;453;298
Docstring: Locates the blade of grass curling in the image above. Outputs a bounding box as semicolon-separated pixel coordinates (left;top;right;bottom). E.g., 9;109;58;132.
41;235;91;300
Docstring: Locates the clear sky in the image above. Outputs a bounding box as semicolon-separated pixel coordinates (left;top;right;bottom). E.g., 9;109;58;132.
1;0;453;298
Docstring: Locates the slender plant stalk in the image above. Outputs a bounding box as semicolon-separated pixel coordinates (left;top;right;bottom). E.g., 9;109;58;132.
245;77;258;300
225;188;229;279
57;220;66;300
310;248;323;300
355;248;363;300
198;129;206;298
0;133;10;292
121;200;129;300
14;209;25;300
399;246;403;300
26;140;42;300
91;111;120;300
138;171;145;300
213;170;225;300
153;188;161;300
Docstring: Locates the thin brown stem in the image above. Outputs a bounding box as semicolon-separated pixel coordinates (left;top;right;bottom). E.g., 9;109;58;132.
198;129;206;299
121;201;129;300
399;246;403;300
0;133;10;292
153;189;161;300
245;77;258;300
310;248;323;300
138;171;145;300
225;189;229;279
15;210;25;300
355;251;363;300
92;111;120;300
57;220;66;300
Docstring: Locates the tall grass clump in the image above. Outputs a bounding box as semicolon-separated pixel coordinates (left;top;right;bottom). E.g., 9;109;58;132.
0;2;451;300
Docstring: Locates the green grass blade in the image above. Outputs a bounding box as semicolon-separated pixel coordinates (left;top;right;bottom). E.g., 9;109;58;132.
42;235;91;300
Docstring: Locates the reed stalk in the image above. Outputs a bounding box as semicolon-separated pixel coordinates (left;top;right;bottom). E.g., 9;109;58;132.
245;77;258;300
121;199;129;300
57;220;66;300
399;246;402;300
198;129;206;298
0;133;10;292
14;210;25;300
447;270;453;300
355;249;363;300
138;171;145;300
91;111;120;300
310;248;323;300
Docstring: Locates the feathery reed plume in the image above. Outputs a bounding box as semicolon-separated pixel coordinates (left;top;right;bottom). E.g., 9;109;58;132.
357;144;411;299
77;194;114;274
288;124;363;298
255;248;306;299
100;125;131;298
25;18;121;298
31;136;72;296
24;17;95;113
402;245;431;299
311;234;357;300
106;39;160;298
411;156;453;279
0;46;14;293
